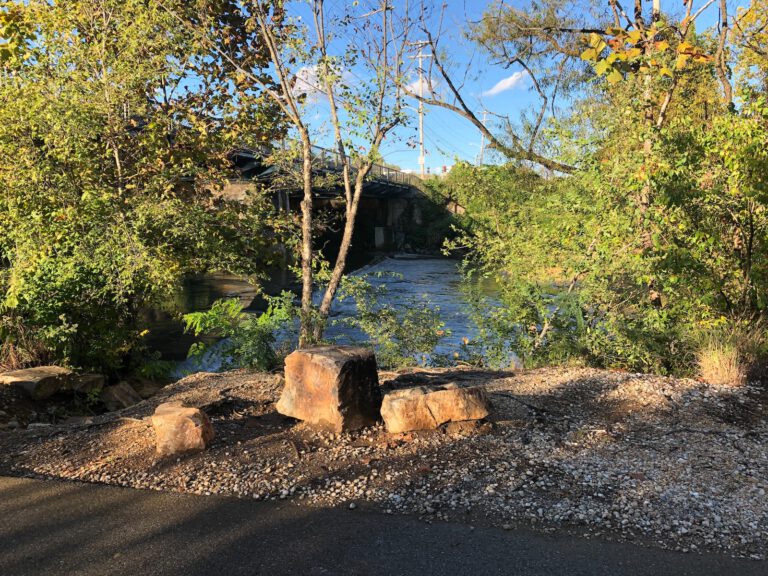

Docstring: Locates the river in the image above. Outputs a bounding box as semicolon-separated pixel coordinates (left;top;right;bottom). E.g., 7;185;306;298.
145;255;501;376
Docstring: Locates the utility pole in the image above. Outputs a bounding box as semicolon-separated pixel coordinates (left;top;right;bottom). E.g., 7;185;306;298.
418;47;425;177
408;41;431;178
478;110;487;166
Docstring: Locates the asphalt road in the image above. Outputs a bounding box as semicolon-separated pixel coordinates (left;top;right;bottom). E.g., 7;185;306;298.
0;476;764;576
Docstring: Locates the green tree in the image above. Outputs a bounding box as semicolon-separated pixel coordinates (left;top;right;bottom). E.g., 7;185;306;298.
0;0;283;372
434;1;768;376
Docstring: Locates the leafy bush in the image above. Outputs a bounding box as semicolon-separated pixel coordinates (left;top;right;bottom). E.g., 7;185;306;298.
335;273;448;369
0;0;284;373
183;293;296;371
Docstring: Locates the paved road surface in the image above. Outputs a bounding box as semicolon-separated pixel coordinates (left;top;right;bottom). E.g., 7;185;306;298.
0;476;764;576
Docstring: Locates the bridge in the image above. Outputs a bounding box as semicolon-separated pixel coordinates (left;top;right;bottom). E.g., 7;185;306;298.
225;145;428;197
217;145;462;252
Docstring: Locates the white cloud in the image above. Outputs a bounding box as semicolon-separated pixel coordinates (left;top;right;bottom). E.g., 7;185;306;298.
482;71;529;97
405;76;438;95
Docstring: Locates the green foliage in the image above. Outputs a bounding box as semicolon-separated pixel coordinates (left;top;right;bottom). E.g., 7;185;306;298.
432;1;768;377
439;94;768;376
335;274;448;369
183;293;296;371
0;0;284;372
0;1;31;66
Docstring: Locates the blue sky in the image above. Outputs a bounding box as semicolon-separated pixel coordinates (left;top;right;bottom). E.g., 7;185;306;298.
300;0;744;174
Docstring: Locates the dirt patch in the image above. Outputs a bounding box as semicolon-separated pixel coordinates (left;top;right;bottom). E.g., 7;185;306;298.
1;366;766;560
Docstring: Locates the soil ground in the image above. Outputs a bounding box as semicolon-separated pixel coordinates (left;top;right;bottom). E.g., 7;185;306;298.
1;366;766;560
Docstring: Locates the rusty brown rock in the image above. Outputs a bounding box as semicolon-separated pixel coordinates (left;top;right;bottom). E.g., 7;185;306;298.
380;383;490;434
101;381;142;411
151;401;214;457
276;346;382;433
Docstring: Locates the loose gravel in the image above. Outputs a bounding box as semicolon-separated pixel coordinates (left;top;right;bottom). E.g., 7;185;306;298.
1;367;766;560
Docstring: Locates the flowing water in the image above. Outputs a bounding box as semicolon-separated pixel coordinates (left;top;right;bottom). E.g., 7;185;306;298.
156;255;500;376
322;255;486;355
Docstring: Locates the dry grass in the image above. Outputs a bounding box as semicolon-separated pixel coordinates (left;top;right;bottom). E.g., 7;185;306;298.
0;318;51;373
697;341;746;386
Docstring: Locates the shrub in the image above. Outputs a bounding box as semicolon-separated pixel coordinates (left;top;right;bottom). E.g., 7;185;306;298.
183;292;296;372
335;273;448;369
697;340;744;386
0;313;64;372
697;323;768;386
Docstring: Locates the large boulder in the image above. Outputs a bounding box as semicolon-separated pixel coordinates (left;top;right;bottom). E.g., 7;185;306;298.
151;401;214;457
0;366;74;400
0;367;104;400
380;383;490;433
276;346;382;433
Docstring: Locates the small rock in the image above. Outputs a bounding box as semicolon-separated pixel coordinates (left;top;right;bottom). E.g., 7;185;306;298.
101;381;142;411
151;401;214;457
26;422;51;430
349;502;357;510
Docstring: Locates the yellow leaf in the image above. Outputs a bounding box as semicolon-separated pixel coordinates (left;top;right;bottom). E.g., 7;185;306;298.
627;30;643;44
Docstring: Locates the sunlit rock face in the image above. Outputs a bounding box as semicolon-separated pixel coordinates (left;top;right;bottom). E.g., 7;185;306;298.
380;384;490;434
151;401;215;457
276;346;382;433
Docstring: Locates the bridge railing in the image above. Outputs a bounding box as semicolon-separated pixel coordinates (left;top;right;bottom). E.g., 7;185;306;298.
308;144;424;191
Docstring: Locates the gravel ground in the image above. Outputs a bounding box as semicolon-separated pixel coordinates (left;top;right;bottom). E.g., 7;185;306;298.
1;366;766;560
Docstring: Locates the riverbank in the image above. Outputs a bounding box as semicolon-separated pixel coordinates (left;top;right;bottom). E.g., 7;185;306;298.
1;366;766;560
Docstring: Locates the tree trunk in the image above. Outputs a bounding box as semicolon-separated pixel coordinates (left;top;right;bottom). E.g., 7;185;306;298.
298;135;315;347
715;0;733;108
311;168;369;342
